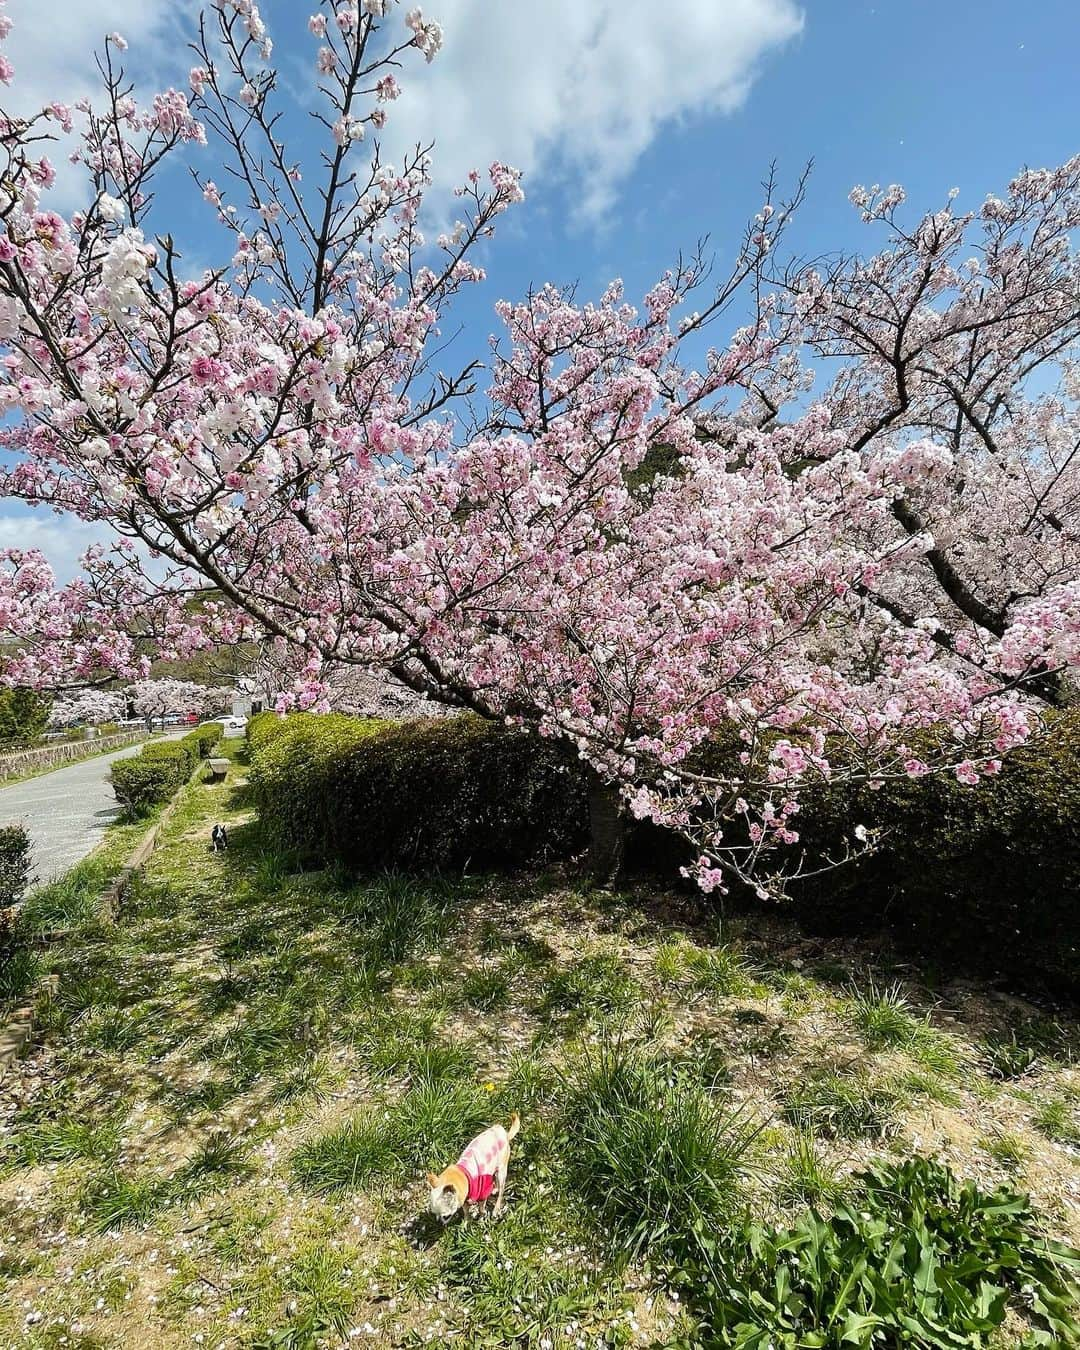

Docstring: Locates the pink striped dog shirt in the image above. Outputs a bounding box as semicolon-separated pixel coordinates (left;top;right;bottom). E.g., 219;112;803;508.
457;1124;509;1203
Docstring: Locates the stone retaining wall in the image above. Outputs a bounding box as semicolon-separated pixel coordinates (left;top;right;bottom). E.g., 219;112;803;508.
0;731;145;783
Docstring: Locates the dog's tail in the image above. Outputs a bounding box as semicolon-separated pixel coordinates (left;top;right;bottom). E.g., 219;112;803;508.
506;1112;521;1142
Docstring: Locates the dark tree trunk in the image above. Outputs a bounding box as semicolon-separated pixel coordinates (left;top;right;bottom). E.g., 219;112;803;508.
586;770;624;885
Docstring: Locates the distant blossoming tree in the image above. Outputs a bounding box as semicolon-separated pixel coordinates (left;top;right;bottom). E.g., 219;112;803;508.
130;678;227;727
0;0;1078;889
47;688;126;728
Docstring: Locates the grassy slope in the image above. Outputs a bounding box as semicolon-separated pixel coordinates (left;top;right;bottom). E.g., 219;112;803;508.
0;747;1077;1347
0;813;167;1017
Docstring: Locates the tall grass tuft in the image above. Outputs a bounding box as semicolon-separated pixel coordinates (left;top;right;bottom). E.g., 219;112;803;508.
291;1079;491;1195
774;1129;844;1208
561;1040;758;1263
783;1070;901;1139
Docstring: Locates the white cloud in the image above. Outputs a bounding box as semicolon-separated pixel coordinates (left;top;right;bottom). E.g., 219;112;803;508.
0;512;118;583
379;0;803;222
1;0;198;207
3;0;802;222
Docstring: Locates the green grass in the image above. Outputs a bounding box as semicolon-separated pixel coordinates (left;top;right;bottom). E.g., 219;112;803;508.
0;799;170;1016
335;872;457;963
773;1129;845;1208
291;1079;492;1195
671;1030;732;1091
0;942;42;1006
76;1133;252;1234
845;979;961;1075
654;937;758;996
683;945;760;997
783;1070;901;1139
561;1041;759;1261
16;817;153;937
2;1115;121;1170
1033;1094;1080;1148
982;1034;1041;1080
290;1114;398;1194
437;1192;627;1346
539;950;639;1023
75;1003;154;1052
980;1129;1030;1173
78;1168;176;1232
267;1053;340;1105
847;979;921;1046
182;1129;252;1184
982;1016;1077;1080
456;961;512;1011
2;743;1077;1350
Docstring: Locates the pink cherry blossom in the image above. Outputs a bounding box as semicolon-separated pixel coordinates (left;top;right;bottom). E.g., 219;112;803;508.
48;688;126;729
0;3;1077;895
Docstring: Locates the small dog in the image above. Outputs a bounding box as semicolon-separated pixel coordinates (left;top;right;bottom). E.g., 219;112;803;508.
210;824;229;853
427;1113;520;1221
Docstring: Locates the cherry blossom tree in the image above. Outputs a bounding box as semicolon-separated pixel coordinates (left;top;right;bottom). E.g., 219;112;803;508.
47;688;126;729
236;642;449;718
202;685;234;716
0;0;1077;890
130;675;210;729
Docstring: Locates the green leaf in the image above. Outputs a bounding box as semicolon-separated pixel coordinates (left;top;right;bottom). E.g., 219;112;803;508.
839;1311;884;1345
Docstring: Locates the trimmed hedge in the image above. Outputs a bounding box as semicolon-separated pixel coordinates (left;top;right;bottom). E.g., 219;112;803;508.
140;740;196;772
110;725;223;816
246;710;289;755
788;712;1080;997
110;756;187;816
249;713;587;871
249;709;1080;998
189;723;224;758
0;824;32;908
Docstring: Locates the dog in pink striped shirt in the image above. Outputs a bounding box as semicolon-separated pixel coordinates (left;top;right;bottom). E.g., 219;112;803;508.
426;1113;520;1221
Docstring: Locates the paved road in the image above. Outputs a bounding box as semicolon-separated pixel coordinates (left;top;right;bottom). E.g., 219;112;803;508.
0;740;150;884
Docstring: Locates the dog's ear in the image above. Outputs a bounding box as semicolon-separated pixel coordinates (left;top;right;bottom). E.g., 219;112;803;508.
426;1171;439;1188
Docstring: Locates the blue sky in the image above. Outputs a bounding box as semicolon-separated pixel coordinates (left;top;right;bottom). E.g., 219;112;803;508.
434;0;1080;356
1;0;1078;576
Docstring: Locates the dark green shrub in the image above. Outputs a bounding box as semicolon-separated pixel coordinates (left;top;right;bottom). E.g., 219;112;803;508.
699;1156;1080;1348
0;687;50;748
0;824;32;908
247;705;1080;994
246;710;288;754
140;739;197;774
629;713;1080;997
0;825;34;1004
789;710;1080;997
248;713;384;859
110;755;185;816
249;713;587;871
190;723;223;757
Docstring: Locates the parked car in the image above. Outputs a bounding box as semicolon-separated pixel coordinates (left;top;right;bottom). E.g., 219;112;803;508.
220;715;248;739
